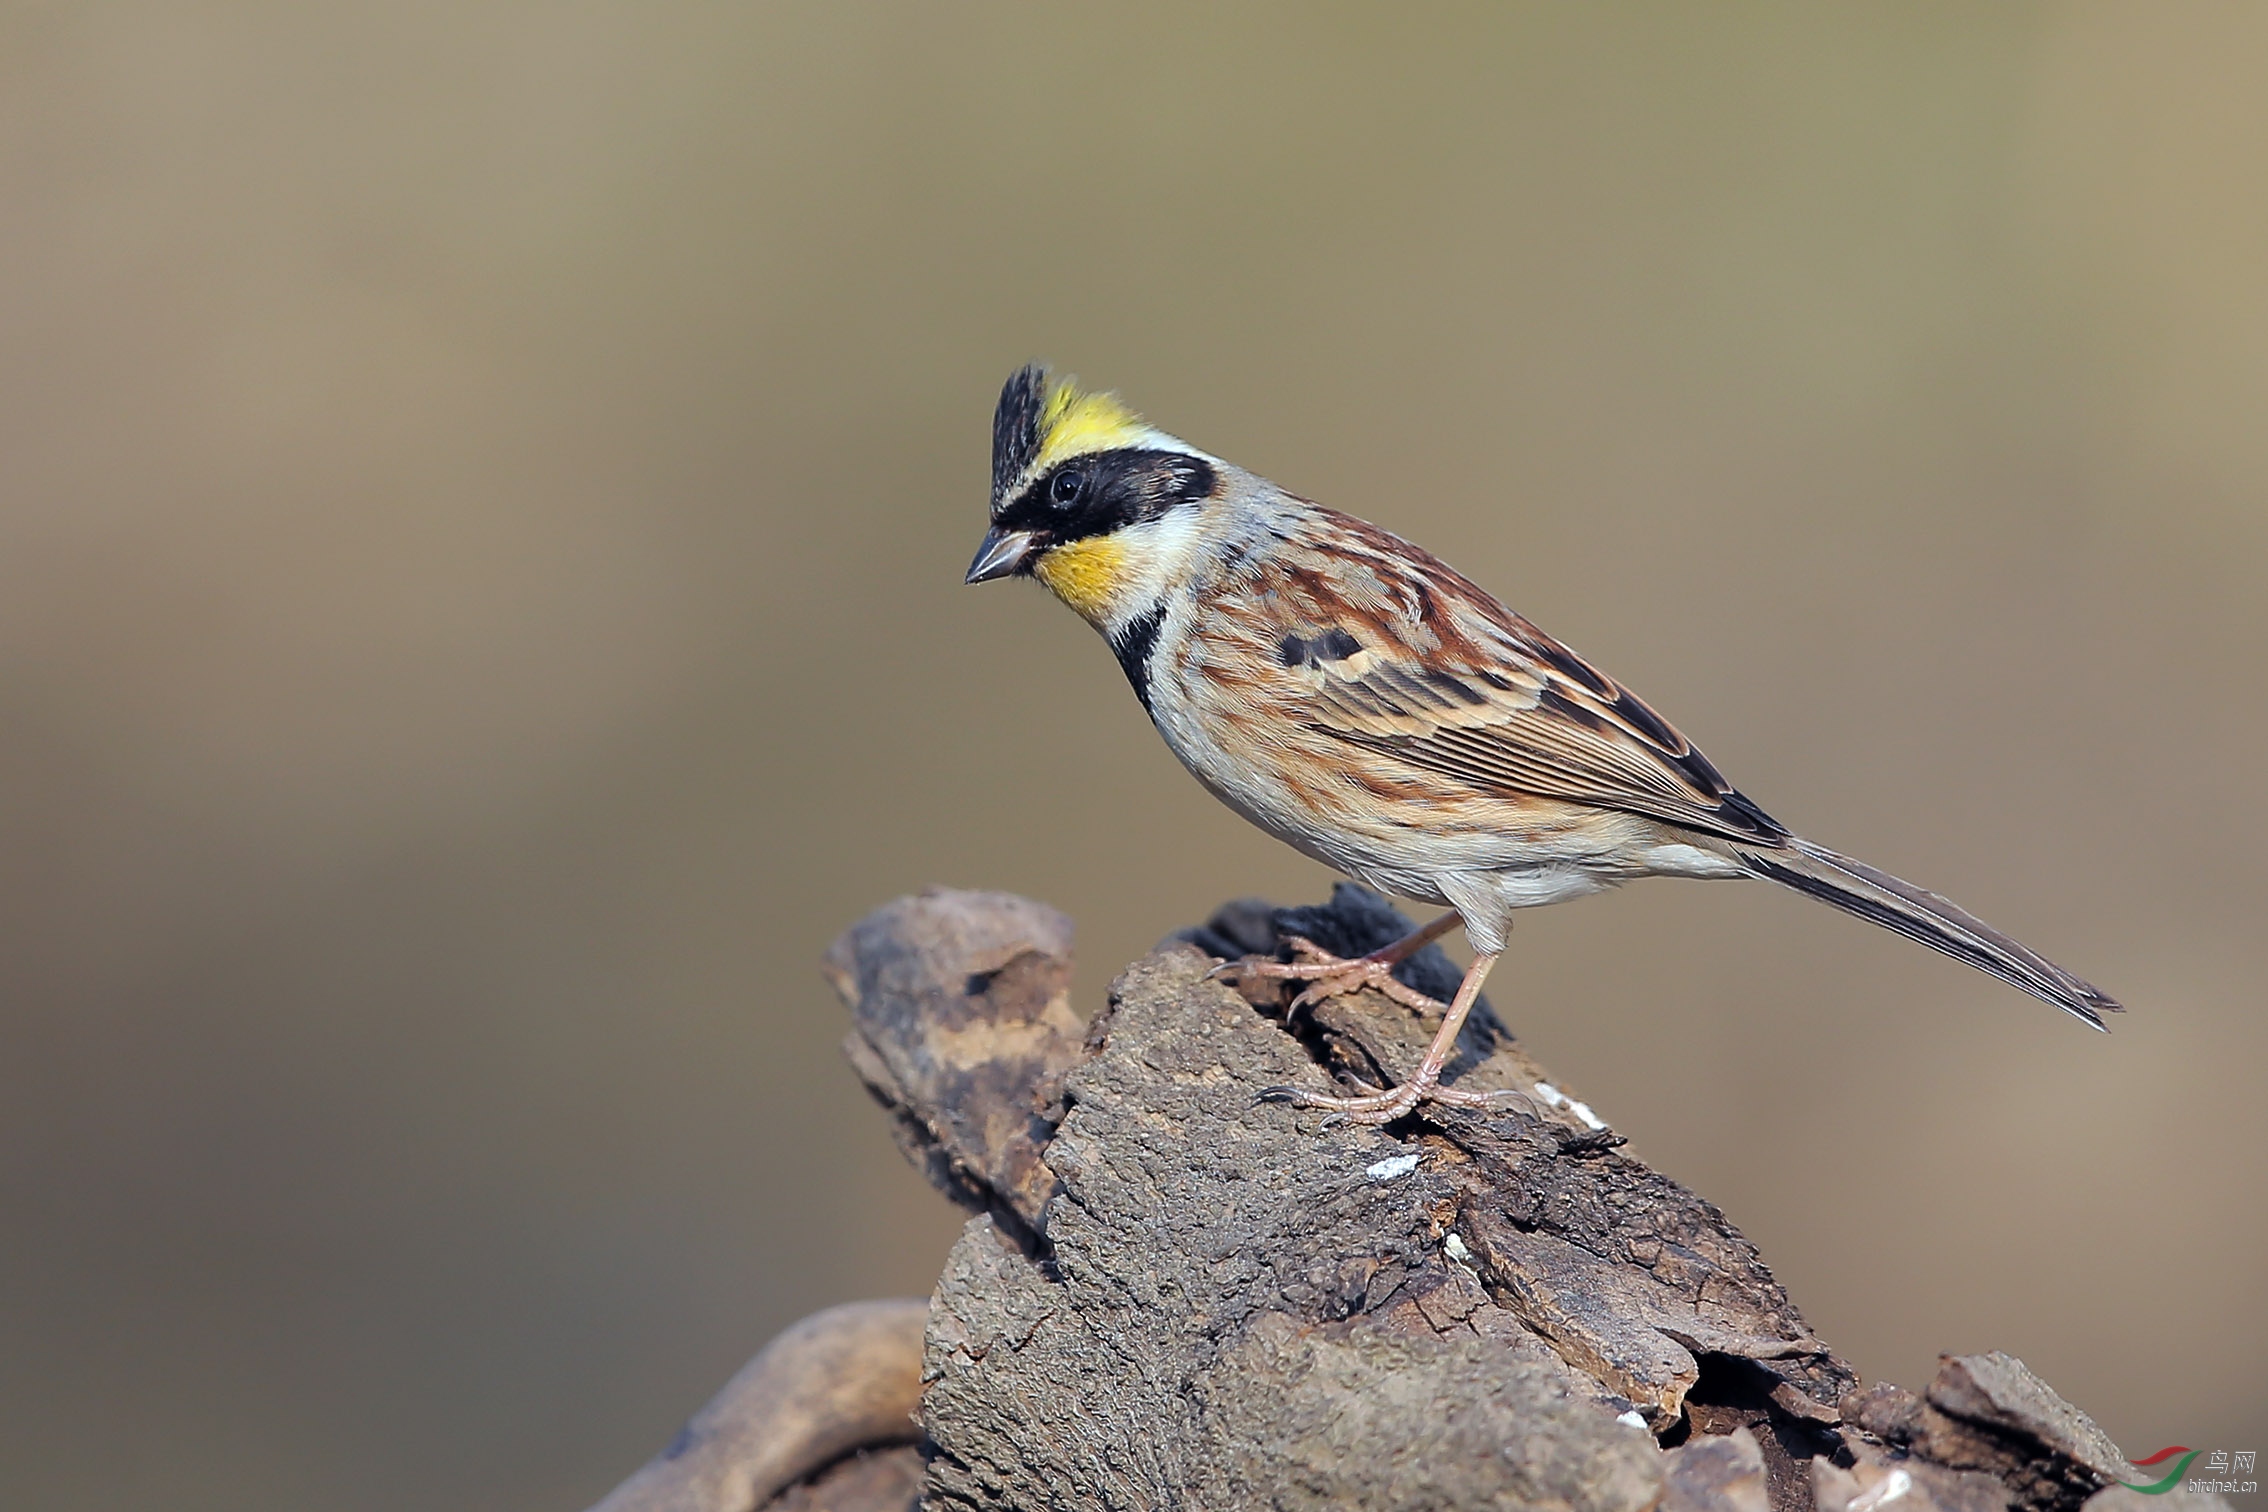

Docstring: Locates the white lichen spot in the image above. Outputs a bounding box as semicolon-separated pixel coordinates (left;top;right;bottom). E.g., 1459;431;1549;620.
1365;1152;1420;1181
1532;1081;1609;1131
1851;1470;1913;1512
1617;1409;1648;1430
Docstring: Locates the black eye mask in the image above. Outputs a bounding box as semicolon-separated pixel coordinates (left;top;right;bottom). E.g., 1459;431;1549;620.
992;449;1218;544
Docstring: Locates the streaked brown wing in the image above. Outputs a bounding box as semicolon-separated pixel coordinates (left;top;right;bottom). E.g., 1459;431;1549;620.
1247;514;1787;845
1305;631;1785;844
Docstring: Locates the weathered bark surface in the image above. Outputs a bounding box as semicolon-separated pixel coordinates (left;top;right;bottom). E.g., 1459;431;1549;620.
822;890;1084;1252
767;1447;924;1512
823;886;2220;1512
838;886;1836;1511
584;885;2225;1512
587;1298;926;1512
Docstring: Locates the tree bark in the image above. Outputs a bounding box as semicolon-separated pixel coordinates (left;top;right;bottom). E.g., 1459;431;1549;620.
585;885;2229;1512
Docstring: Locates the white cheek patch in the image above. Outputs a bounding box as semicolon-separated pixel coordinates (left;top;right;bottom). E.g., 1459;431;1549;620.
1098;507;1205;637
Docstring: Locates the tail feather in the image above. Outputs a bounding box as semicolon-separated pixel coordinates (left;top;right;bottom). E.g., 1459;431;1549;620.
1737;838;2121;1029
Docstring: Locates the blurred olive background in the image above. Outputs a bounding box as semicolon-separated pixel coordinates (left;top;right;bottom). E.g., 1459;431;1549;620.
4;4;2264;1508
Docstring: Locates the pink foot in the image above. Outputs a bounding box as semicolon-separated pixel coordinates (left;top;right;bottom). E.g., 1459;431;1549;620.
1258;1076;1527;1127
1214;935;1445;1015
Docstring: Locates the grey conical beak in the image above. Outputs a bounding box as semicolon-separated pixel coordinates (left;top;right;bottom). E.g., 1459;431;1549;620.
964;527;1037;584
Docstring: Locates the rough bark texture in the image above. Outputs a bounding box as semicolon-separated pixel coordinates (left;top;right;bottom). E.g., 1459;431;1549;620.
588;1299;927;1512
585;885;2225;1512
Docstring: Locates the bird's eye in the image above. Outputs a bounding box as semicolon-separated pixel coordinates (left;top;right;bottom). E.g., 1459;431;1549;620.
1050;470;1086;506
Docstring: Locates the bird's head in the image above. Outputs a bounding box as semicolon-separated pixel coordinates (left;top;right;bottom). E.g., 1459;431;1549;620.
964;365;1220;630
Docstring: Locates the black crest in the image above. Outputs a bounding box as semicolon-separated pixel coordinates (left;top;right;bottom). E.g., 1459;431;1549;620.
991;364;1049;512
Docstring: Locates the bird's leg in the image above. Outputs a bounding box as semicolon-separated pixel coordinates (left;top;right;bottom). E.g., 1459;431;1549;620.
1263;949;1519;1126
1215;910;1461;1015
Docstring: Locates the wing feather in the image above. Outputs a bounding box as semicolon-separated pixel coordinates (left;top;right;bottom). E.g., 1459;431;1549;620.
1255;508;1786;845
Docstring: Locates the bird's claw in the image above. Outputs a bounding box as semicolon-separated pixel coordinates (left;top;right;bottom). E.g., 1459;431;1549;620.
1264;1079;1526;1127
1221;938;1446;1017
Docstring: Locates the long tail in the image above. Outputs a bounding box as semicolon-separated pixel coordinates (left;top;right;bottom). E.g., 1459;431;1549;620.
1734;837;2121;1029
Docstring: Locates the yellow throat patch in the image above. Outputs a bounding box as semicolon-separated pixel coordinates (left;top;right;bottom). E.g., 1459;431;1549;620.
1032;534;1130;622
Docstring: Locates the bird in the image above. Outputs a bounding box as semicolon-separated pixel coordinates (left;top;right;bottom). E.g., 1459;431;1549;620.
964;364;2120;1125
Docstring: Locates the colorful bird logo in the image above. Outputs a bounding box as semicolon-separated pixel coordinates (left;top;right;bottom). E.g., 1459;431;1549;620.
2121;1447;2202;1495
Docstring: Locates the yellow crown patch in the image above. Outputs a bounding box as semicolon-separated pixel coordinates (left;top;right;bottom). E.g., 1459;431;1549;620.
991;364;1194;509
1032;378;1151;476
